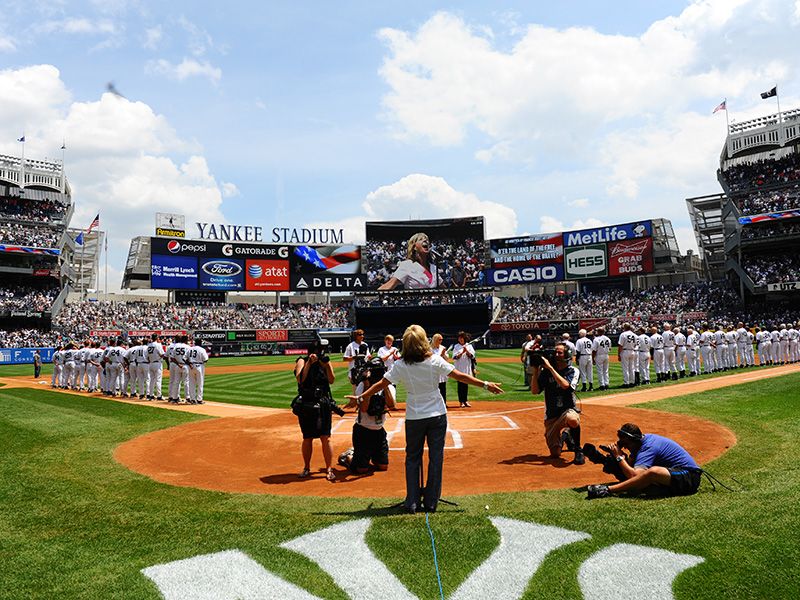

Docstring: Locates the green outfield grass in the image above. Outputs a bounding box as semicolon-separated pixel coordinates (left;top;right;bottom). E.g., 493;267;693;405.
1;352;798;599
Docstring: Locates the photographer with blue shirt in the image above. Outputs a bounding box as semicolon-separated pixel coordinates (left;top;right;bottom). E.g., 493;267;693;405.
586;423;701;499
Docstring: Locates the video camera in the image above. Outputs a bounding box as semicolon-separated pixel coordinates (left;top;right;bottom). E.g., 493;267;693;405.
349;343;371;385
527;347;556;369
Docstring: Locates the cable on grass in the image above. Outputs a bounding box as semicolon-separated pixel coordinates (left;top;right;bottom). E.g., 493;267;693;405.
425;512;445;600
701;469;745;492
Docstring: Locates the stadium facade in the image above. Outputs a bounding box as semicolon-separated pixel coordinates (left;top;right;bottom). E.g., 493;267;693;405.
687;105;800;304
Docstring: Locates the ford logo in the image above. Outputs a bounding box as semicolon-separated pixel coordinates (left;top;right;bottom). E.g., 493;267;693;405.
202;261;242;276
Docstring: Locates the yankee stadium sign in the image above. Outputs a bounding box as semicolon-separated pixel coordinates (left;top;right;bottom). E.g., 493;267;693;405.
195;222;344;244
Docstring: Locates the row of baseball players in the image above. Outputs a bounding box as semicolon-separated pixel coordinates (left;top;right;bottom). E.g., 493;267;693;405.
616;321;799;388
49;334;209;404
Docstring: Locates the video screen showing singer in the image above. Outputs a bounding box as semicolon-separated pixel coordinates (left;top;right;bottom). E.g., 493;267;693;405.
378;232;438;290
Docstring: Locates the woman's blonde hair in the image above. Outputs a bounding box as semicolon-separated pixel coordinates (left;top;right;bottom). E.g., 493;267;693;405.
406;232;429;261
401;324;432;363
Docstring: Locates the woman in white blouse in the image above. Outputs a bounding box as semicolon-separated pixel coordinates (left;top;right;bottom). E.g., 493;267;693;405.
349;324;502;513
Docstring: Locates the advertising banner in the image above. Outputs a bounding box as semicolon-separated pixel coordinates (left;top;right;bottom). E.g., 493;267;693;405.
766;281;800;291
290;245;366;291
246;260;290;291
198;258;245;291
0;245;60;255
192;330;228;341
564;244;608;279
488;233;564;285
256;329;289;341
364;217;486;289
563;221;651;247
0;347;55;365
90;330;122;337
491;321;550;331
608;237;653;276
739;210;800;224
151;255;198;289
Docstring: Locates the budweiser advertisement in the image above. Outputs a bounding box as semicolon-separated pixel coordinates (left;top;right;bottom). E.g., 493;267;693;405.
607;237;653;276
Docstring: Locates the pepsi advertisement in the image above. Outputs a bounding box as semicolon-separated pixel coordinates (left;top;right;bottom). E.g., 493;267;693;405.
199;258;245;290
151;255;198;289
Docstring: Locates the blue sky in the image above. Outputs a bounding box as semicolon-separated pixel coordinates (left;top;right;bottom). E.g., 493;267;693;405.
1;0;798;290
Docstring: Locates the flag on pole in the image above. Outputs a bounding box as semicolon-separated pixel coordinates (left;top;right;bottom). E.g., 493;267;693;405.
713;99;727;114
17;135;25;142
87;213;100;233
760;86;777;99
75;232;84;246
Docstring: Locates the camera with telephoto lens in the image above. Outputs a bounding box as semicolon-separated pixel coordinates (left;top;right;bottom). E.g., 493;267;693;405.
360;357;388;416
581;443;627;481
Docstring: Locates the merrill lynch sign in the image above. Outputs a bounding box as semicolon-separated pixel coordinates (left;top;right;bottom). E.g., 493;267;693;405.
195;223;344;244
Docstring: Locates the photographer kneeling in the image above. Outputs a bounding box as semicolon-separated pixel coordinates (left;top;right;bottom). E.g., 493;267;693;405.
530;343;584;465
341;357;396;473
294;340;341;481
585;423;701;499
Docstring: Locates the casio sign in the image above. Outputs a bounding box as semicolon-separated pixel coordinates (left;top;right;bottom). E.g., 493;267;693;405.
567;248;605;276
202;261;242;276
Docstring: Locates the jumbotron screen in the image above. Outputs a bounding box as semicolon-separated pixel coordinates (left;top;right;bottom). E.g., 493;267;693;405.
364;216;487;289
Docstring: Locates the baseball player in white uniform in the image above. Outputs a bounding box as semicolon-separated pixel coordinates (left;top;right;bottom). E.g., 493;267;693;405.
714;325;727;371
186;338;209;404
789;323;799;363
650;327;665;382
735;323;749;368
756;327;770;366
617;323;639;388
75;342;87;391
146;334;166;400
105;339;125;396
592;326;612;390
674;327;687;377
685;327;699;376
746;328;755;366
662;323;678;380
779;324;790;364
699;325;714;374
561;333;577;365
169;335;191;403
129;340;149;399
725;326;737;369
63;343;77;390
770;326;781;365
51;346;63;388
87;342;103;393
575;329;594;391
637;326;652;385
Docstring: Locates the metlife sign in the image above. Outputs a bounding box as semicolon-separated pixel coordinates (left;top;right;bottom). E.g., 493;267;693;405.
563;221;651;247
564;245;607;279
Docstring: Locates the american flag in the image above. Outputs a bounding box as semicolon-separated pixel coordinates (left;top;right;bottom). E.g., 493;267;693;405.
87;213;100;234
712;99;726;114
294;245;360;273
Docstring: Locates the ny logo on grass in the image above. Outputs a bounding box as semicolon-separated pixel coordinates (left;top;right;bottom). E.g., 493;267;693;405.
142;517;703;600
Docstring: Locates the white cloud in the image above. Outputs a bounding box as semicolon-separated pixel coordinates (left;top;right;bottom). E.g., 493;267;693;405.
177;15;220;57
539;216;607;234
568;198;589;208
146;58;222;84
38;18;118;35
143;25;163;50
306;174;518;244
221;181;239;198
0;33;15;52
0;64;230;283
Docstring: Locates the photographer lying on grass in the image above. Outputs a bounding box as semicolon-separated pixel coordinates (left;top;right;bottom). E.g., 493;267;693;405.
584;423;702;499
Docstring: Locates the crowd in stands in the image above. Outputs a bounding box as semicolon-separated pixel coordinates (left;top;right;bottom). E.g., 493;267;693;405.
364;237;486;288
0;328;61;348
736;185;800;216
722;153;800;193
52;300;352;339
741;253;800;285
496;284;741;323
0;197;67;223
0;284;58;313
356;290;491;307
0;221;61;248
740;220;800;241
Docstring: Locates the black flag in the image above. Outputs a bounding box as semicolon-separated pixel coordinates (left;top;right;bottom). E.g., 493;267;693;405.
760;86;777;99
